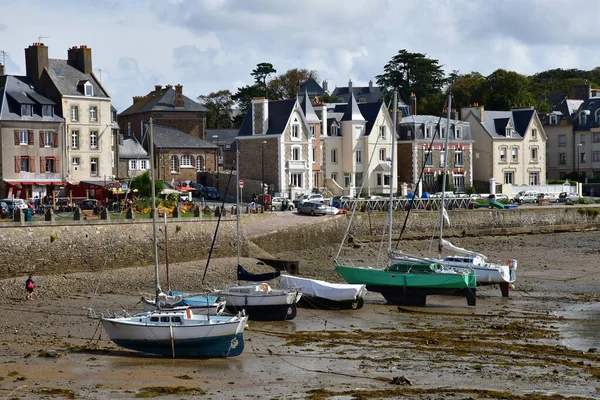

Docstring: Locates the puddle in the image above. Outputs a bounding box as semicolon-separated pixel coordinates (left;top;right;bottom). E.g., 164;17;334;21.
555;302;600;352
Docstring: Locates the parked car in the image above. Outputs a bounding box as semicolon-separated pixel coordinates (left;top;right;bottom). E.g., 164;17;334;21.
513;191;538;204
78;199;100;213
487;193;509;201
297;201;327;216
537;192;558;203
189;183;204;198
0;201;10;217
558;192;580;202
201;187;220;200
1;198;29;212
271;197;294;211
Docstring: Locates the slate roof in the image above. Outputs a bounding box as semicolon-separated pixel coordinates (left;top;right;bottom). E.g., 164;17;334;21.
47;59;109;98
119;137;149;159
399;114;472;141
238;99;297;136
298;77;325;97
0;75;63;122
572;96;600;131
207;129;239;146
153;124;217;149
357;102;384;135
472;109;535;138
332;83;386;103
299;89;320;124
119;86;207;116
341;93;365;122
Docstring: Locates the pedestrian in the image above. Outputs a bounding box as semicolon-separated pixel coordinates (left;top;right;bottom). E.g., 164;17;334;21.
25;275;35;300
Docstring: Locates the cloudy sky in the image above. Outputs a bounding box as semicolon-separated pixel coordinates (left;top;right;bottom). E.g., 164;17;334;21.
2;0;599;111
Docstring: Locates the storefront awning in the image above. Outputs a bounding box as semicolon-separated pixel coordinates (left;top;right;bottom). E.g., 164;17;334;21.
4;180;67;186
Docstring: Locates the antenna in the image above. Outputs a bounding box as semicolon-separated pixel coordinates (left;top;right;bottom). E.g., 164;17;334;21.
94;68;102;82
0;50;8;66
38;35;49;43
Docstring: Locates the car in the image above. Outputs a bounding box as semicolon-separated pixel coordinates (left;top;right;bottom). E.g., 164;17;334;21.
558;192;580;202
189;182;204;198
0;201;10;217
296;201;327;216
513;191;538;204
487;193;509;201
271;196;294;211
78;199;100;211
201;187;220;200
307;193;324;202
537;192;558;203
1;198;29;212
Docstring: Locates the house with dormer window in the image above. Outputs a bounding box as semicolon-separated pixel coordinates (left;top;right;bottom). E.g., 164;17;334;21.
572;94;600;181
462;104;547;188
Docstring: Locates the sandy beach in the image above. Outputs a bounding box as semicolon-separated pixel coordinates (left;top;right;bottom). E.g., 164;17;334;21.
0;228;599;399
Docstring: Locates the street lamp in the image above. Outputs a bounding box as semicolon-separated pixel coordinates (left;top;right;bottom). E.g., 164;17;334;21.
261;140;267;198
577;143;583;182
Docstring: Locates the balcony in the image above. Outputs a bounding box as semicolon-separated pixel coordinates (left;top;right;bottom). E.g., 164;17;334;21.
286;160;307;170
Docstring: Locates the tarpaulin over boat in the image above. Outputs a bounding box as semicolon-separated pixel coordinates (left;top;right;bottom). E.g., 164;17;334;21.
280;275;366;302
237;264;280;282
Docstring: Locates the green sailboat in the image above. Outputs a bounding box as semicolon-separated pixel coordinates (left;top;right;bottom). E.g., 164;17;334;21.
334;92;476;306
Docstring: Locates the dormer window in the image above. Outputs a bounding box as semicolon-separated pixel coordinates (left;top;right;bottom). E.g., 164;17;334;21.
21;104;33;116
424;125;431;138
580;111;588;125
330;125;338;136
84;82;93;96
549;114;558;125
455;125;462;139
42;105;53;117
505;127;515;137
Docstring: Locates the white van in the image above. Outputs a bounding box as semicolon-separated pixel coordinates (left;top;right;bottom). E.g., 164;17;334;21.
513;191;538;204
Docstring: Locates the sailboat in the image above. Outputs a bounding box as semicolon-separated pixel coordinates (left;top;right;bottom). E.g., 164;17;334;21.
279;274;366;310
334;92;477;307
211;150;302;321
100;119;248;358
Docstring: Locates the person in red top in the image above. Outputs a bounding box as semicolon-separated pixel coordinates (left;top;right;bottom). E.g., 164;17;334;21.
25;275;35;300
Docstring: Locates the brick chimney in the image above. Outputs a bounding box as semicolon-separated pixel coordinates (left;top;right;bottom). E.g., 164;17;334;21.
460;103;484;122
369;80;374;93
409;92;417;116
25;42;49;87
0;63;4;76
67;45;93;74
154;84;162;93
251;97;269;135
174;84;184;108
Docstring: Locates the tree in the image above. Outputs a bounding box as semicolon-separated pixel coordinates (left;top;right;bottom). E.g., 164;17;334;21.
198;90;234;129
484;69;534;111
316;93;343;103
448;72;486;111
130;171;164;198
251;62;277;97
231;84;263;126
376;49;447;110
268;68;319;100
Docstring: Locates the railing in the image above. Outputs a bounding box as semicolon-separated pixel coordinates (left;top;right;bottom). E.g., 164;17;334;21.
332;197;473;212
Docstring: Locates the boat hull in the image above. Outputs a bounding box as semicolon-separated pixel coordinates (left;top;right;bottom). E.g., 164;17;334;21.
217;284;302;321
280;274;366;310
335;264;476;306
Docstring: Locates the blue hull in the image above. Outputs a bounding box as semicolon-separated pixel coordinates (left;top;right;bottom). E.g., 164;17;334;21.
112;333;245;358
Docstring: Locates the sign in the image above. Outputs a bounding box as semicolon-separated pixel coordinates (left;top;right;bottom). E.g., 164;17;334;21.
239;179;244;188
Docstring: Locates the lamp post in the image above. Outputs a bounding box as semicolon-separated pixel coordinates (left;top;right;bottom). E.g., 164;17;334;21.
577;143;583;182
261;140;267;199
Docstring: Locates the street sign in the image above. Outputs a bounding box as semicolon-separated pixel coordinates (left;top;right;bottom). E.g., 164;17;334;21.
239;179;244;188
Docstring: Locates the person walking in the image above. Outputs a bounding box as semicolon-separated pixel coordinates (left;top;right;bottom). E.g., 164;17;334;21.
25;275;35;300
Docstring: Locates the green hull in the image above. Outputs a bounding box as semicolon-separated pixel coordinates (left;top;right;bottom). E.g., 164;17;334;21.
335;261;476;306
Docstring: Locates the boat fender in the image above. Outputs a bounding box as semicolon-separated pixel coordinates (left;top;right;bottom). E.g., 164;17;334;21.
261;283;269;292
186;308;192;319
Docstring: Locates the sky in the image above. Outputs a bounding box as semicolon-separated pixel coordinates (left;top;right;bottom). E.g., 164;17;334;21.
2;0;600;111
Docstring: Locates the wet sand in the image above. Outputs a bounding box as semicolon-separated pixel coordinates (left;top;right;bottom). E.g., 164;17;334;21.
1;231;599;399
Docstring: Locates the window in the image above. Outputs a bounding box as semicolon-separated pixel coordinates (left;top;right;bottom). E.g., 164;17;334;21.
453;174;464;191
291;124;299;138
379;148;386;161
505;127;515;137
580;111;587;125
290;173;302;187
21;104;33;116
580;151;587;164
71;106;79;121
42;105;53;117
312;147;316;163
84;82;93;96
355;126;363;137
309;126;315;139
500;147;507;162
129;160;137;170
196;156;204;171
20;156;30;172
344;173;351;187
504;171;514;184
531;128;537;139
292;147;300;161
377;173;382;186
559;153;567;165
355;150;362;164
455;125;462;139
531;147;538;162
379;125;386;140
383;174;390;185
423;172;435;187
90;158;98;176
355;172;363;186
331;125;339;136
440;126;445;139
455;150;463;166
19;130;29;145
594;133;600;143
331;172;337;182
580;134;587;145
549;114;558;125
170;156;178;172
592;151;600;162
71;131;79;149
511;147;518;162
331;149;337;163
424;125;431;138
424;148;433;166
45;157;56;173
90;106;97;122
559;135;567;147
43;131;53;147
439;150;446;167
180;155;194;168
72;157;79;165
140;160;148;170
90;131;98;149
529;171;539;185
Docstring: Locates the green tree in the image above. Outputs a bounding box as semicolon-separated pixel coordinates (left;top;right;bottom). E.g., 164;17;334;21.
448;72;486;111
484;69;534;111
231;84;263;126
251;62;277;97
376;49;446;110
268;68;319;99
198;89;234;129
130;171;164;198
316;93;343;103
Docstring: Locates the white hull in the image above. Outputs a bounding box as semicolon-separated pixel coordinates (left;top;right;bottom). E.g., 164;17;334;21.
215;283;302;321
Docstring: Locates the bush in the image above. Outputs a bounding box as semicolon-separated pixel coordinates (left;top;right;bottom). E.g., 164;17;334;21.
577;208;599;218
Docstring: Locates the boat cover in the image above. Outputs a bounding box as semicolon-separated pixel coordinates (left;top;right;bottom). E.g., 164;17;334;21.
237;264;281;282
168;291;220;307
280;275;366;302
441;239;487;260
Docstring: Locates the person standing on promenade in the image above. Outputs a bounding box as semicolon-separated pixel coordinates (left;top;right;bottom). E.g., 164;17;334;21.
25;275;35;300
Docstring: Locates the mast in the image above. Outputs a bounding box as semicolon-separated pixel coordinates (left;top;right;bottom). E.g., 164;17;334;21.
164;212;170;291
387;90;397;254
236;149;241;266
438;94;452;258
149;118;162;302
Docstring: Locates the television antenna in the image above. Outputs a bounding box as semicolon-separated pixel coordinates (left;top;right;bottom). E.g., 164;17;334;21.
94;68;102;82
38;35;49;43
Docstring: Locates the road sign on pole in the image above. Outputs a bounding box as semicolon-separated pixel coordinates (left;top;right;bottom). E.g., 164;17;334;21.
239;179;244;188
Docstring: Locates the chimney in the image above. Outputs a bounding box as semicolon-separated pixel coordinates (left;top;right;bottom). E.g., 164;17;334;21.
322;80;328;93
251;97;269;135
369;80;373;93
67;45;93;74
348;79;353;94
174;84;184;108
25;43;49;87
571;83;591;100
154;84;162;93
0;63;4;76
460;103;484;122
409;92;417;116
321;104;328;137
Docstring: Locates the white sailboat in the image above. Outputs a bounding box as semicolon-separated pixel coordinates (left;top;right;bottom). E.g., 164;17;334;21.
100;119;248;358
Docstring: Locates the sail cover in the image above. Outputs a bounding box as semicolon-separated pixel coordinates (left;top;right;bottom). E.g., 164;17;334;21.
280;275;366;302
441;239;487;259
237;264;281;282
